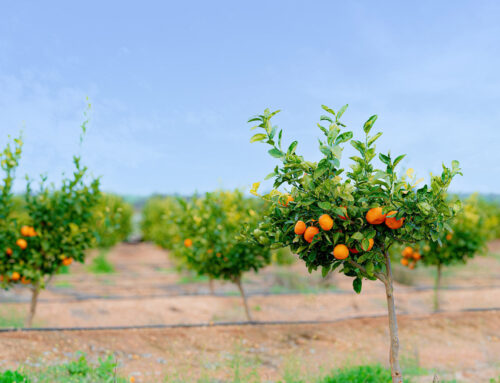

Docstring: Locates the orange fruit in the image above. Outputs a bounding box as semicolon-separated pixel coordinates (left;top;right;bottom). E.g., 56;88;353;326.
412;252;421;261
361;238;374;251
318;214;333;231
21;277;30;285
400;258;409;267
5;248;13;256
28;227;37;237
338;206;349;220
446;233;453;241
11;272;20;281
304;227;319;243
20;226;32;237
408;262;416;270
385;211;404;230
207;249;213;254
16;238;27;250
184;238;193;247
280;195;294;207
333;244;349;260
402;246;413;258
216;253;221;257
294;221;307;235
366;207;386;225
62;257;73;266
130;377;136;383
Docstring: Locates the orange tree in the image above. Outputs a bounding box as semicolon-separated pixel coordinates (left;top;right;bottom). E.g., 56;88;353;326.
0;136;24;289
173;190;271;320
414;194;488;311
141;196;183;252
92;193;133;249
247;105;461;383
0;113;101;327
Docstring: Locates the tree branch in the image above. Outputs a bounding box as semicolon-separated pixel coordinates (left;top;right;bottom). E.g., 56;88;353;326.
347;258;387;284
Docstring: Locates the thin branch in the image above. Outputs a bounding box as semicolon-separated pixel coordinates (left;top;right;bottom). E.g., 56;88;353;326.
347;258;387;284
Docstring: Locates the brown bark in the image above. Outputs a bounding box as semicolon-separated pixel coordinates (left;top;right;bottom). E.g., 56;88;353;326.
25;283;40;328
384;252;403;383
234;277;252;322
208;278;215;295
434;263;442;311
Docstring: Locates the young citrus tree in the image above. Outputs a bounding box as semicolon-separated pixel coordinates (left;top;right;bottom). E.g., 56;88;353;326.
93;193;133;249
174;190;271;320
141;196;183;251
417;194;488;311
0;136;24;289
248;105;461;382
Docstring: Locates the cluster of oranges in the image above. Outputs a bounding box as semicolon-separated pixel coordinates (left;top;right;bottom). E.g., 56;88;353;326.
365;207;404;229
2;226;39;283
292;205;404;261
0;273;31;285
61;256;73;266
400;246;421;269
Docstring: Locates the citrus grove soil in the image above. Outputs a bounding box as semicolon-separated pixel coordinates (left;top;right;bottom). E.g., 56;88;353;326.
0;242;498;381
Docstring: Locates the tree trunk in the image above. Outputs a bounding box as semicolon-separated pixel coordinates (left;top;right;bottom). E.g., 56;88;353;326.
25;283;40;328
234;277;252;322
434;264;442;312
208;278;215;295
384;252;403;383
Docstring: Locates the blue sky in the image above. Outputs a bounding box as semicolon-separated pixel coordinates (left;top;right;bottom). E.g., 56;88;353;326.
1;1;499;195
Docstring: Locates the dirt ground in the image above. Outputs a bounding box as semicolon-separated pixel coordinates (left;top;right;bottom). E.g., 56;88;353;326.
0;311;498;382
0;241;499;381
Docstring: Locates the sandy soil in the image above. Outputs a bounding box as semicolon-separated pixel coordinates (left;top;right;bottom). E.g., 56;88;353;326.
0;311;498;382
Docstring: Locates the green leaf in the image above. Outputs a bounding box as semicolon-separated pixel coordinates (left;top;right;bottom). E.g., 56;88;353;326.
363;115;378;134
268;148;284;158
352;232;364;240
335;131;353;145
318;201;332;210
362;238;370;250
379;153;391;166
367;132;382;146
321;266;329;278
250;133;267;143
320;115;333;123
321;105;336;116
287;141;298;155
353;277;362;294
393;154;406;168
336;104;348;120
365;261;374;276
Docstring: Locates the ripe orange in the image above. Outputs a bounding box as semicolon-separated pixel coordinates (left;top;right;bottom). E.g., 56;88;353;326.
402;246;413;258
207;249;214;254
361;238;374;251
21;226;31;237
294;221;307;235
184;238;193;247
446;233;453;241
304;227;319;243
408;262;416;270
62;257;73;266
216;253;221;257
412;252;421;261
366;207;386;225
385;211;404;229
5;248;13;256
28;227;37;237
11;272;20;281
280;195;294;207
333;244;349;260
16;238;27;250
21;277;30;285
400;258;409;267
318;214;333;231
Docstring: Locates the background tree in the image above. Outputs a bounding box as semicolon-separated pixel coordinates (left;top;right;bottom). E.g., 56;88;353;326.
417;194;488;311
247;105;461;383
92;193;134;249
173;190;271;320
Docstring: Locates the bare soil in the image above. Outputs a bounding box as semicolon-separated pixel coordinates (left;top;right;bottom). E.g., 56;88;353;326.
0;241;498;381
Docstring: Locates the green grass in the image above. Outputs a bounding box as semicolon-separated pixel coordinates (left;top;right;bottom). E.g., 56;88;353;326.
52;280;73;288
0;307;25;328
87;249;115;274
178;272;209;284
0;353;128;382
